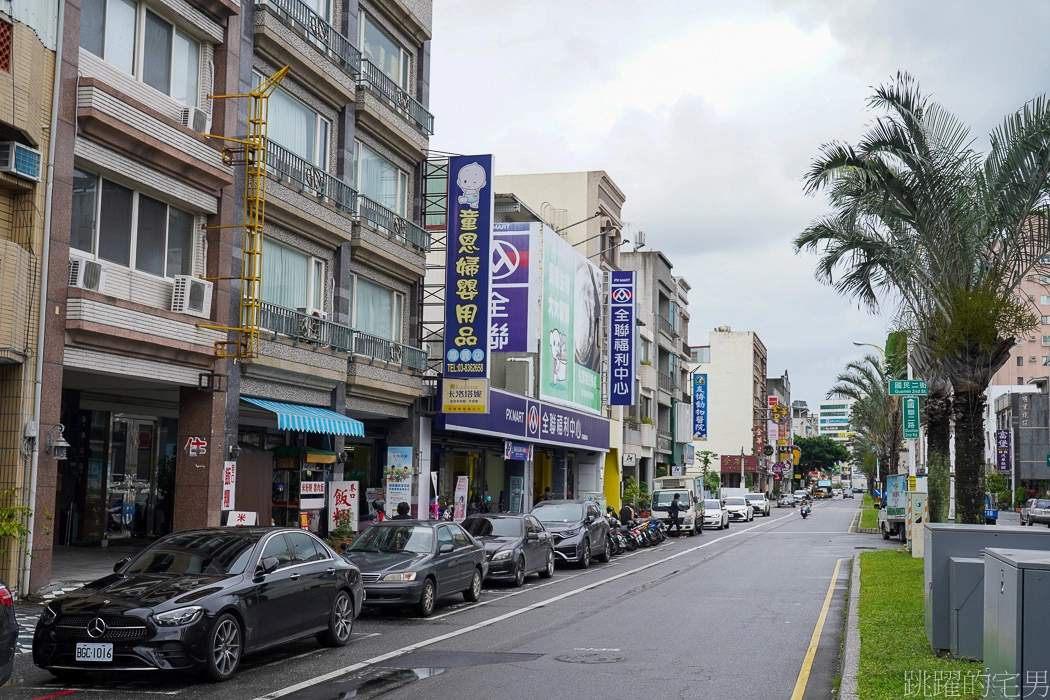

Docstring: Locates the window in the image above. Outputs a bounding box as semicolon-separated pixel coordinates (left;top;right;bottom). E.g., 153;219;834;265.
1042;316;1050;325
352;276;403;342
1018;356;1025;367
641;396;652;422
80;0;200;106
261;239;325;311
450;525;471;548
1042;296;1050;305
1041;275;1050;285
254;74;330;168
353;141;408;215
71;168;195;278
437;526;453;550
288;532;327;562
0;21;11;73
260;534;294;569
641;338;652;363
1018;377;1025;385
1043;357;1049;366
359;11;409;88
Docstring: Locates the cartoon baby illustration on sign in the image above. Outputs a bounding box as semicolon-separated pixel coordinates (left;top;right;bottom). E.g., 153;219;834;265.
549;329;568;385
457;162;486;210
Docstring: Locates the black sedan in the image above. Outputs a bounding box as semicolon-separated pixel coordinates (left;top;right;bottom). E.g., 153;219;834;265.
344;521;486;617
463;514;556;586
0;578;15;686
33;527;363;682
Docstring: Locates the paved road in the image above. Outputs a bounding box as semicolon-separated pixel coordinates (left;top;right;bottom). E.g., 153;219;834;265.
6;497;894;700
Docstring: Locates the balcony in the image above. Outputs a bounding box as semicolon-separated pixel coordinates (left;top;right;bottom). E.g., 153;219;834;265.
657;430;673;453
267;139;357;221
360;59;434;135
658;314;677;338
356;194;430;254
353;330;427;373
254;0;361;86
658;373;674;393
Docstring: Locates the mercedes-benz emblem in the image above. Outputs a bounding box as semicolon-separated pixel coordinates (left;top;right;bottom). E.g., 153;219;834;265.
86;617;107;639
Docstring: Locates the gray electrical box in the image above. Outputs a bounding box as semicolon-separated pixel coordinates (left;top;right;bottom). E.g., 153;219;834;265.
949;556;984;660
924;523;1050;652
983;548;1050;700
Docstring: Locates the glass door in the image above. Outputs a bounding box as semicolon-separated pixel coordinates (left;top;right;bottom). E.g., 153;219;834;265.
106;415;157;539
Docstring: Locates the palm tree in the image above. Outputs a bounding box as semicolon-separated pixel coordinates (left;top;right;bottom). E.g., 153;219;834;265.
828;354;902;480
796;73;1050;523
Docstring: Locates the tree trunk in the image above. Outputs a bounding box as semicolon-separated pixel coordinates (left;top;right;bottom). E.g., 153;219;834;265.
953;387;986;524
926;391;952;523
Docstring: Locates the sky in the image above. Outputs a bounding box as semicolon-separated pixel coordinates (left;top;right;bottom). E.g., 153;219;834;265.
428;0;1050;406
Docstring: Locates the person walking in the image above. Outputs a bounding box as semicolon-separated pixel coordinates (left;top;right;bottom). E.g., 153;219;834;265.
668;493;685;536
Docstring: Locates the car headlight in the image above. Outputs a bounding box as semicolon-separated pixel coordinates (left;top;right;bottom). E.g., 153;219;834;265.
40;603;58;625
153;605;204;627
381;572;418;582
490;549;513;561
559;529;580;538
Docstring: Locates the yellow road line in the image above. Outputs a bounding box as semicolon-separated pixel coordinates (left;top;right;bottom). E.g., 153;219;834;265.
848;511;859;533
791;557;846;700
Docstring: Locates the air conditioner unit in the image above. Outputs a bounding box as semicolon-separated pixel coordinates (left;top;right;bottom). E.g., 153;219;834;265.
68;257;106;292
0;141;42;181
171;275;213;319
180;106;212;134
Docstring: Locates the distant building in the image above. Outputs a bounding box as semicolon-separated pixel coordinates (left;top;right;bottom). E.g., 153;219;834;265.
818;399;855;445
791;401;819;439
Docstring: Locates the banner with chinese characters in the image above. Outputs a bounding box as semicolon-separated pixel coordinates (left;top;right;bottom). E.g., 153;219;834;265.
443;155;494;380
490;222;538;353
385;447;414;517
608;270;637;405
693;374;707;440
454;475;469;522
328;481;359;531
995;429;1010;473
221;461;236;511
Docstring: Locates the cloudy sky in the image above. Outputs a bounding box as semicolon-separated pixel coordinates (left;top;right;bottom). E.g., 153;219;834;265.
428;0;1050;405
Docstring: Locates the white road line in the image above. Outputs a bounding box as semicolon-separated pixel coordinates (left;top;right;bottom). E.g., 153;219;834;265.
254;633;381;668
256;512;791;700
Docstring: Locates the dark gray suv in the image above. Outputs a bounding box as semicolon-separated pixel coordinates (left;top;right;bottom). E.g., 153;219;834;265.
531;500;611;569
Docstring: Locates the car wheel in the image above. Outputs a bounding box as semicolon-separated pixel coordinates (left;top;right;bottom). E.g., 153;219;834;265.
539;549;555;578
319;589;354;647
513;556;526;587
203;613;242;682
881;525;890;540
597;537;611;563
578;539;591;569
416;577;436;617
464;567;483;602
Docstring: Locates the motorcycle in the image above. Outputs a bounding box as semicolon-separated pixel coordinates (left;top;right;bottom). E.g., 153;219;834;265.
800;503;811;519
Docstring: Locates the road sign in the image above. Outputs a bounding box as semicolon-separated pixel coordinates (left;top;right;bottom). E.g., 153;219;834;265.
889;379;928;396
903;396;920;439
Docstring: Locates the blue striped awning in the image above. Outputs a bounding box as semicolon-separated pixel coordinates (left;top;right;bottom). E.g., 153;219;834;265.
241;397;365;437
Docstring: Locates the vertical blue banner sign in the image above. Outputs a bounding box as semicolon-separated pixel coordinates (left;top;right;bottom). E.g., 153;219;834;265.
444;155;494;378
608;270;637;405
995;429;1010;473
693;374;708;440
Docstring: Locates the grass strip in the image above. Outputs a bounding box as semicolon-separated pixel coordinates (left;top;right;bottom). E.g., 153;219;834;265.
860;507;878;529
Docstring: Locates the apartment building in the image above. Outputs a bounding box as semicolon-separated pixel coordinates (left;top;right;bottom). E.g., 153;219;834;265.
791;400;819;439
817;399;854;444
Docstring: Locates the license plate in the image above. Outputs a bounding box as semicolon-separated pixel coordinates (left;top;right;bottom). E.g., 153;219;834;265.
75;642;113;662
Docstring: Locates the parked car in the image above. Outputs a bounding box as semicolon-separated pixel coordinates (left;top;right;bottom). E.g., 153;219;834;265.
33;528;363;682
463;514;555;586
702;499;729;530
1020;498;1050;526
745;493;770;517
723;496;754;522
345;521;486;617
0;578;14;686
778;494;796;508
532;500;611;569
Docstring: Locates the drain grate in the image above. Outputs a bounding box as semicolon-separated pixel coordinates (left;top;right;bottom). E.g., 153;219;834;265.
555;652;626;664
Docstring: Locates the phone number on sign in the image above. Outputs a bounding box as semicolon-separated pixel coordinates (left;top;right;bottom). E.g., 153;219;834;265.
446;363;485;374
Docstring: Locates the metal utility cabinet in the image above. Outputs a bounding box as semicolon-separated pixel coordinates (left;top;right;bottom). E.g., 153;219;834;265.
923;523;1050;652
948;557;983;660
983;549;1050;700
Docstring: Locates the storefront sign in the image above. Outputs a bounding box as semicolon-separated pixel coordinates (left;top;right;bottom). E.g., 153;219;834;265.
504;440;533;461
671;466;683;476
721;455;759;473
441;378;489;413
221;461;236;511
329;481;359;531
693;374;707;440
299;512;309;529
443;155;494;380
623;453;637;467
491;222;539;353
995;429;1010;473
454;476;469;522
608;270;636;405
385;447;414;517
226;511;257;526
540;227;603;414
440;388;611;451
185;436;207;457
684;444;695;465
509;476;524;514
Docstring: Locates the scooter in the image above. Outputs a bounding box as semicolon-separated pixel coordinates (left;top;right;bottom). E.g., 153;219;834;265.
800;502;811;519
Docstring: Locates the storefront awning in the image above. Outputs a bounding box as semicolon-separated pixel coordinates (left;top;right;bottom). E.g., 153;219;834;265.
241;398;365;437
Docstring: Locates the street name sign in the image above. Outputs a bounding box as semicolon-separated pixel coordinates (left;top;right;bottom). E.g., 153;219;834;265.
903;396;920;439
889;380;928;396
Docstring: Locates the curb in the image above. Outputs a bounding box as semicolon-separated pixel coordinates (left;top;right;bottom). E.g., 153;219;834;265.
856;527;879;534
840;555;861;700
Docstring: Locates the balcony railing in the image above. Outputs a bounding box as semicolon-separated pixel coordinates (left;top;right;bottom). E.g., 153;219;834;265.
266;140;357;218
354;330;427;372
357;194;430;254
255;0;361;78
658;373;673;393
360;59;435;135
657;430;673;453
658;314;677;338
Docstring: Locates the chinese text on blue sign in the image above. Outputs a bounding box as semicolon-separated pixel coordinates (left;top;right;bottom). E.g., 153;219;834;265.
608;270;636;405
693;374;707;440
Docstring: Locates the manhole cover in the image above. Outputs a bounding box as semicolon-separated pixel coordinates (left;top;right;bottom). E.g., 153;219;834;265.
555;653;626;664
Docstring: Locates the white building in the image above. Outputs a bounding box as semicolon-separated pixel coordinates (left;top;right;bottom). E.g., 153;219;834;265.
818;399;855;445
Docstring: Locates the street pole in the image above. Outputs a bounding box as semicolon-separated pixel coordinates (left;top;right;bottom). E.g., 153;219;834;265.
740;447;745;490
907;362;917;478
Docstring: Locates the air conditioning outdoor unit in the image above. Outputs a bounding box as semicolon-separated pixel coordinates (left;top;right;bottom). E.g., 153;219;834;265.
0;141;42;181
296;308;328;342
171;275;213;319
180;106;212;134
68;257;107;293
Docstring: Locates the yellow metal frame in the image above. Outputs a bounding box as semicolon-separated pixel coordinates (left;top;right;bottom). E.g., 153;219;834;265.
200;66;290;358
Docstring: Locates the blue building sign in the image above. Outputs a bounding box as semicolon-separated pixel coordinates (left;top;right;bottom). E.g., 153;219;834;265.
693;374;707;440
608;270;637;406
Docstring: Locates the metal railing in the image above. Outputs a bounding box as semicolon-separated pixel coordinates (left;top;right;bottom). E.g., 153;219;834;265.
259;302;354;351
354;330;427;372
658;373;673;393
255;0;361;78
658;314;676;338
266;140;357;218
657;430;672;453
357;194;430;253
360;59;435;135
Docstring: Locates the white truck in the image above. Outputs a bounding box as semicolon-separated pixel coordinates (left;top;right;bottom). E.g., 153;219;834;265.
877;474;907;542
851;475;868;494
650;476;703;536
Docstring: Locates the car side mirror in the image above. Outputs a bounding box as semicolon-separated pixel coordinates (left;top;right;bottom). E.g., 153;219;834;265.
439;543;454;554
113;556;132;573
527;532;539;540
257;556;280;576
586;515;595;523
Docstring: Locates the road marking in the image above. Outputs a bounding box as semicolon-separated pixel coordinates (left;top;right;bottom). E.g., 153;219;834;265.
790;557;846;700
31;691;79;700
253;633;380;668
848;511;859;533
256;513;791;700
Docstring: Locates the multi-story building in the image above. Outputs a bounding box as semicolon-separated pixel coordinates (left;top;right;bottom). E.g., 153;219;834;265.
791;400;819;439
817;399;854;445
766;371;790;494
689;328;768;489
0;2;61;592
31;0;433;592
